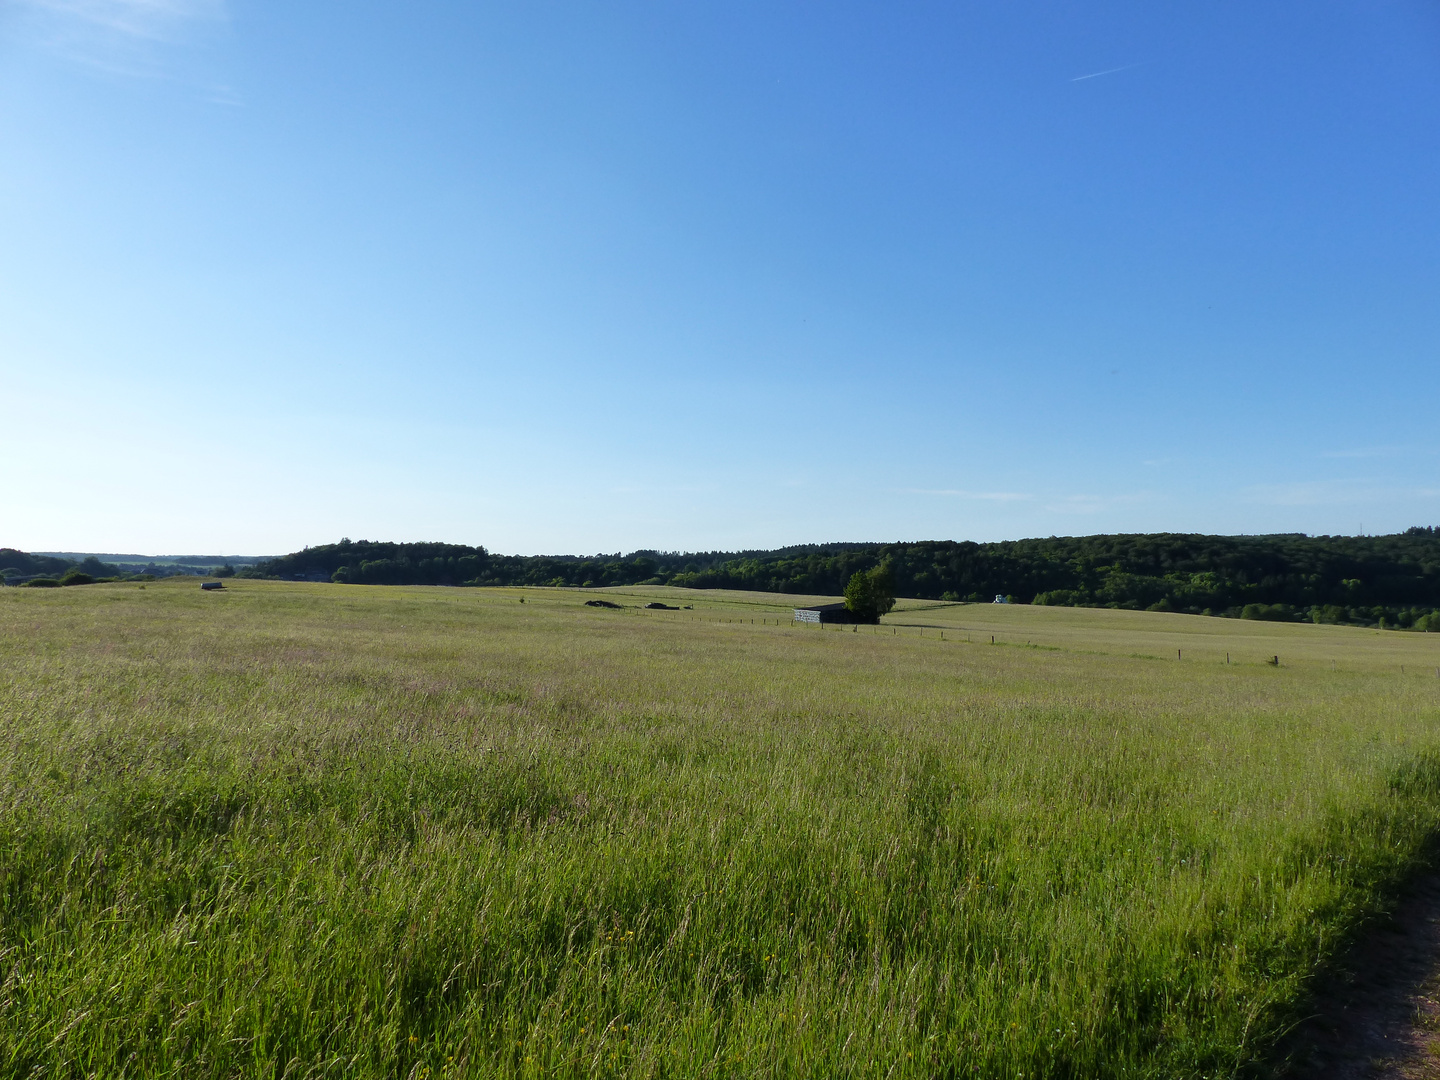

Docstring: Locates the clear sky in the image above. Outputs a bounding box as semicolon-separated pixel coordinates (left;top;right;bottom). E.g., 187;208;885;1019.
2;1;1438;556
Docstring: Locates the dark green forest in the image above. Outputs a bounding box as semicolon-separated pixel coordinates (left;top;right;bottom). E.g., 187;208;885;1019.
0;552;122;586
243;529;1440;630
0;551;79;580
0;551;240;586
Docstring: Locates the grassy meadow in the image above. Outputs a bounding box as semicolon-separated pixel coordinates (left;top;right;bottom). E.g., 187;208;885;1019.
3;580;1440;1078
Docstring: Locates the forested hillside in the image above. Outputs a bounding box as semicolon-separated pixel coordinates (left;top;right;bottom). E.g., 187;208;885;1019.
0;551;124;584
1;552;257;585
0;550;76;580
249;529;1440;629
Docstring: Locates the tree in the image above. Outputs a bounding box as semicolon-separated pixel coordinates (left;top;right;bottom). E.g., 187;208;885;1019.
844;564;895;624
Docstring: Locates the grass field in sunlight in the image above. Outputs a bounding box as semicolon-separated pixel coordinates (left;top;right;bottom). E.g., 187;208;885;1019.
3;579;1440;1077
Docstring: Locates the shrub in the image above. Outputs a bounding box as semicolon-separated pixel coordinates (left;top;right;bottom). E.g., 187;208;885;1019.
1241;603;1297;622
59;572;96;586
21;578;60;588
843;565;895;624
1033;589;1086;607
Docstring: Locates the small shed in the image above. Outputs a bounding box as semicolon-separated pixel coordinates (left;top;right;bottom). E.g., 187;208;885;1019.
793;602;860;624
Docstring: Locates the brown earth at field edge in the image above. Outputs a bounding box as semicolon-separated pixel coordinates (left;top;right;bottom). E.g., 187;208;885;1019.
1282;872;1440;1078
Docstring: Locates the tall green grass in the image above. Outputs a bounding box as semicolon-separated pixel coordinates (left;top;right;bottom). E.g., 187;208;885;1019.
3;581;1440;1077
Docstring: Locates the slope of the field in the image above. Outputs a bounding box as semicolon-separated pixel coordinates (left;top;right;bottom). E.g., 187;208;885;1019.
595;583;1440;673
3;579;1440;1077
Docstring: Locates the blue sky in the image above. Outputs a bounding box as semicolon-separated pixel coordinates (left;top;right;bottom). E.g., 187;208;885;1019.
2;1;1438;555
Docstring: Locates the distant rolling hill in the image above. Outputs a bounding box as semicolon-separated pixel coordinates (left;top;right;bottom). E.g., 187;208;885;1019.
2;550;272;583
245;529;1440;630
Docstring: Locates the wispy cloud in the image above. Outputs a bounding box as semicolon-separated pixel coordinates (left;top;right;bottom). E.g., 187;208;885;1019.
607;482;710;496
1242;479;1440;507
1043;492;1151;515
11;0;231;85
903;489;1033;502
1070;62;1148;83
1319;446;1403;460
20;0;225;40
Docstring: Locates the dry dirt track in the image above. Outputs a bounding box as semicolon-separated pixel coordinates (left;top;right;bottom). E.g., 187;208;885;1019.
1286;874;1440;1078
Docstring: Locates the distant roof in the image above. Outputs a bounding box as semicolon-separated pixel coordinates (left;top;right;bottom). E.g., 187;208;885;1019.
796;602;849;612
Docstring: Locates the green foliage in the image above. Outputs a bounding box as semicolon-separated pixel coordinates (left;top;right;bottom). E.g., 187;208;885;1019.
1240;603;1298;622
0;549;72;579
843;564;896;623
262;540;490;585
0;552;121;586
19;578;59;588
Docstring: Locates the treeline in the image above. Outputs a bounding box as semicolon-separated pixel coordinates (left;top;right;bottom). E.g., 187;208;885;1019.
247;529;1440;630
0;552;124;587
0;551;239;586
0;550;80;580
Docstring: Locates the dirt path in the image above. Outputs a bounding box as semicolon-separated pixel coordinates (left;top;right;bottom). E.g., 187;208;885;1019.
1283;874;1440;1078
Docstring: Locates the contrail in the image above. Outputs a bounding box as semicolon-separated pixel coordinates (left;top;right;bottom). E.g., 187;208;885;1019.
1071;62;1145;82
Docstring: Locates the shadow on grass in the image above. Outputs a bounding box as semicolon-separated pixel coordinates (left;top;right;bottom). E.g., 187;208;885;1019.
1274;867;1440;1078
